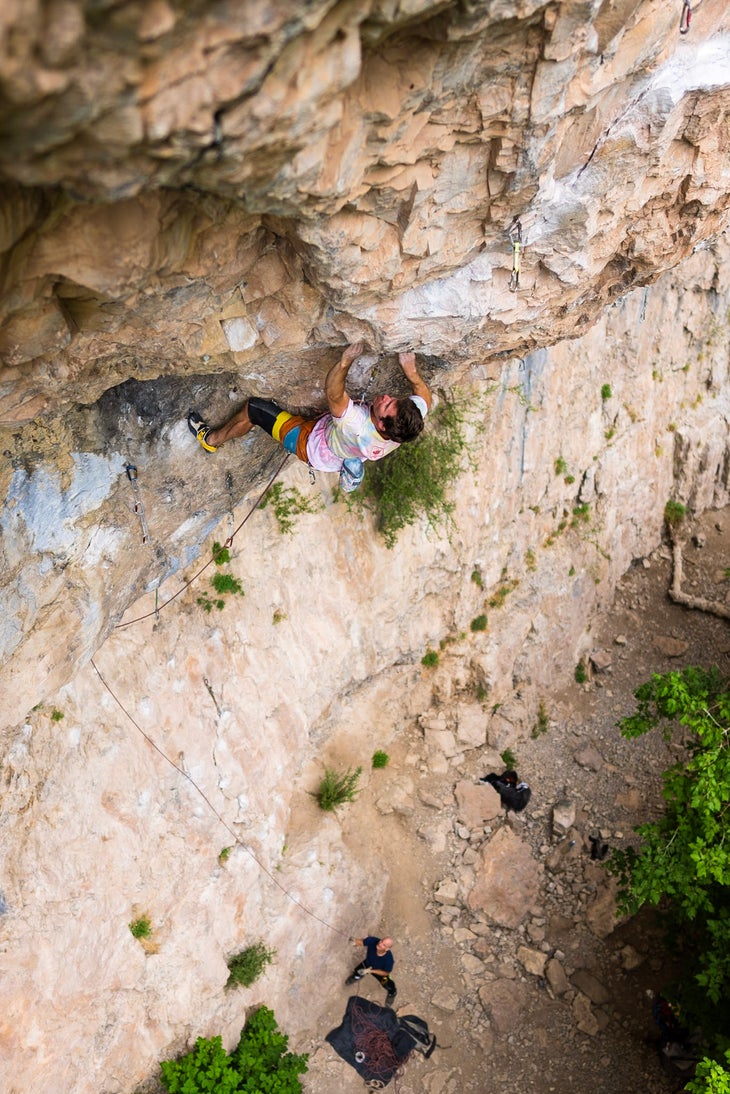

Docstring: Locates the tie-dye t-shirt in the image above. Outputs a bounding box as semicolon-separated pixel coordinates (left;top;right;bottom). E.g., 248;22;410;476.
306;396;427;472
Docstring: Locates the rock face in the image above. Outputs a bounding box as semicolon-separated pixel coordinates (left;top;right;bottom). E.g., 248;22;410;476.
1;0;730;422
1;3;730;1092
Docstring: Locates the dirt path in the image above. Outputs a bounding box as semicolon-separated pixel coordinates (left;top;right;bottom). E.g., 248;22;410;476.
303;508;730;1093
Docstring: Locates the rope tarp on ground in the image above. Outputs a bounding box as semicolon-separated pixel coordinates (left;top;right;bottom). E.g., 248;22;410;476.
326;996;413;1087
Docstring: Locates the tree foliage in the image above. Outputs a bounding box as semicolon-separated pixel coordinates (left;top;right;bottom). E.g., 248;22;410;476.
610;666;730;1085
160;1006;308;1093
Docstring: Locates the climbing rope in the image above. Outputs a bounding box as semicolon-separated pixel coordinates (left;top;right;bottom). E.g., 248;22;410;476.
350;1003;410;1087
90;656;350;939
115;450;290;630
508;218;522;291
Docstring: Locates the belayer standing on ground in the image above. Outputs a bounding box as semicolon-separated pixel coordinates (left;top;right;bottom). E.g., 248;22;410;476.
187;343;432;492
345;935;398;1007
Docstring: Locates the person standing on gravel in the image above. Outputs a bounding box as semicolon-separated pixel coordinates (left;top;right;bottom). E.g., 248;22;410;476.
345;936;397;1007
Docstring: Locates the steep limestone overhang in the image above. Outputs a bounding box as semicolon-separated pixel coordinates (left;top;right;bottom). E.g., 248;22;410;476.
1;0;730;726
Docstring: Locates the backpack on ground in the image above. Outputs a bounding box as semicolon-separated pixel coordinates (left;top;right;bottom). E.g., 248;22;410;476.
397;1014;437;1058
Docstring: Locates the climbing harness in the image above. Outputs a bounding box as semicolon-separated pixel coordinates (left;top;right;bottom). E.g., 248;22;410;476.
679;0;691;33
125;463;150;544
508;219;522;291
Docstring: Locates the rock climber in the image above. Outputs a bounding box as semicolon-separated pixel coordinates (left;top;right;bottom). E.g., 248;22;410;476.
479;770;532;813
345;935;398;1007
187;343;432;492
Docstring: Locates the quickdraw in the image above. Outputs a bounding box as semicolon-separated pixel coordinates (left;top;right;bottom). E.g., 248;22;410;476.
125;463;150;543
508;219;522;291
679;0;691;34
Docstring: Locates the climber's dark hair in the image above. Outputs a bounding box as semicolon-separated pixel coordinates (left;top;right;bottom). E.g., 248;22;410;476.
380;398;425;443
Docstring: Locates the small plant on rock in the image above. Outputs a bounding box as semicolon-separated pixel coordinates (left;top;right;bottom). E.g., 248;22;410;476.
372;750;389;769
575;661;588;684
500;748;516;769
314;766;362;812
470;614;488;632
226;941;276;988
664;499;687;528
259;482;323;535
197;541;245;612
601;383;612;400
421;649;439;668
51;709;64;721
129;915;152;940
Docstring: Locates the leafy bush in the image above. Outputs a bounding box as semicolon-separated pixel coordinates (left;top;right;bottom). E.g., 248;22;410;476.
500;748;516;769
372;750;389;769
601;383;612;400
160;1006;308;1093
664;498;687;527
259;482;323;535
346;392;472;549
610;667;730;1071
574;661;587;684
685;1053;730;1094
198;541;245;611
421;649;439;667
129;915;152;940
313;766;362;811
226;941;275;988
470;614;488;632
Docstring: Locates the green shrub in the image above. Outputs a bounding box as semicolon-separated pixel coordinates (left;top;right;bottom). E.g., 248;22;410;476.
554;456;567;475
470;569;484;588
346;392;472;549
610;667;730;1070
574;661;587;684
160;1006;308;1093
421;649;439;667
313;766;362;811
371;750;389;769
500;748;516;769
226;941;275;988
50;709;64;721
129;915;152;940
664;498;687;527
218;846;232;863
259;482;323;535
211;572;244;597
212;541;231;565
685;1053;730;1094
601;383;612;400
198;542;245;611
470;614;488;632
488;578;518;608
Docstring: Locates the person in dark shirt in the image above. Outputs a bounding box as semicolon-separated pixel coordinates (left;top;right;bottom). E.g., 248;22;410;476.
479;769;531;813
345;935;397;1006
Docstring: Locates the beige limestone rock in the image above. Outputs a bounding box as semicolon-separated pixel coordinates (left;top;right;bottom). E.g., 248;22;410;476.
454;779;503;829
467;826;543;928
